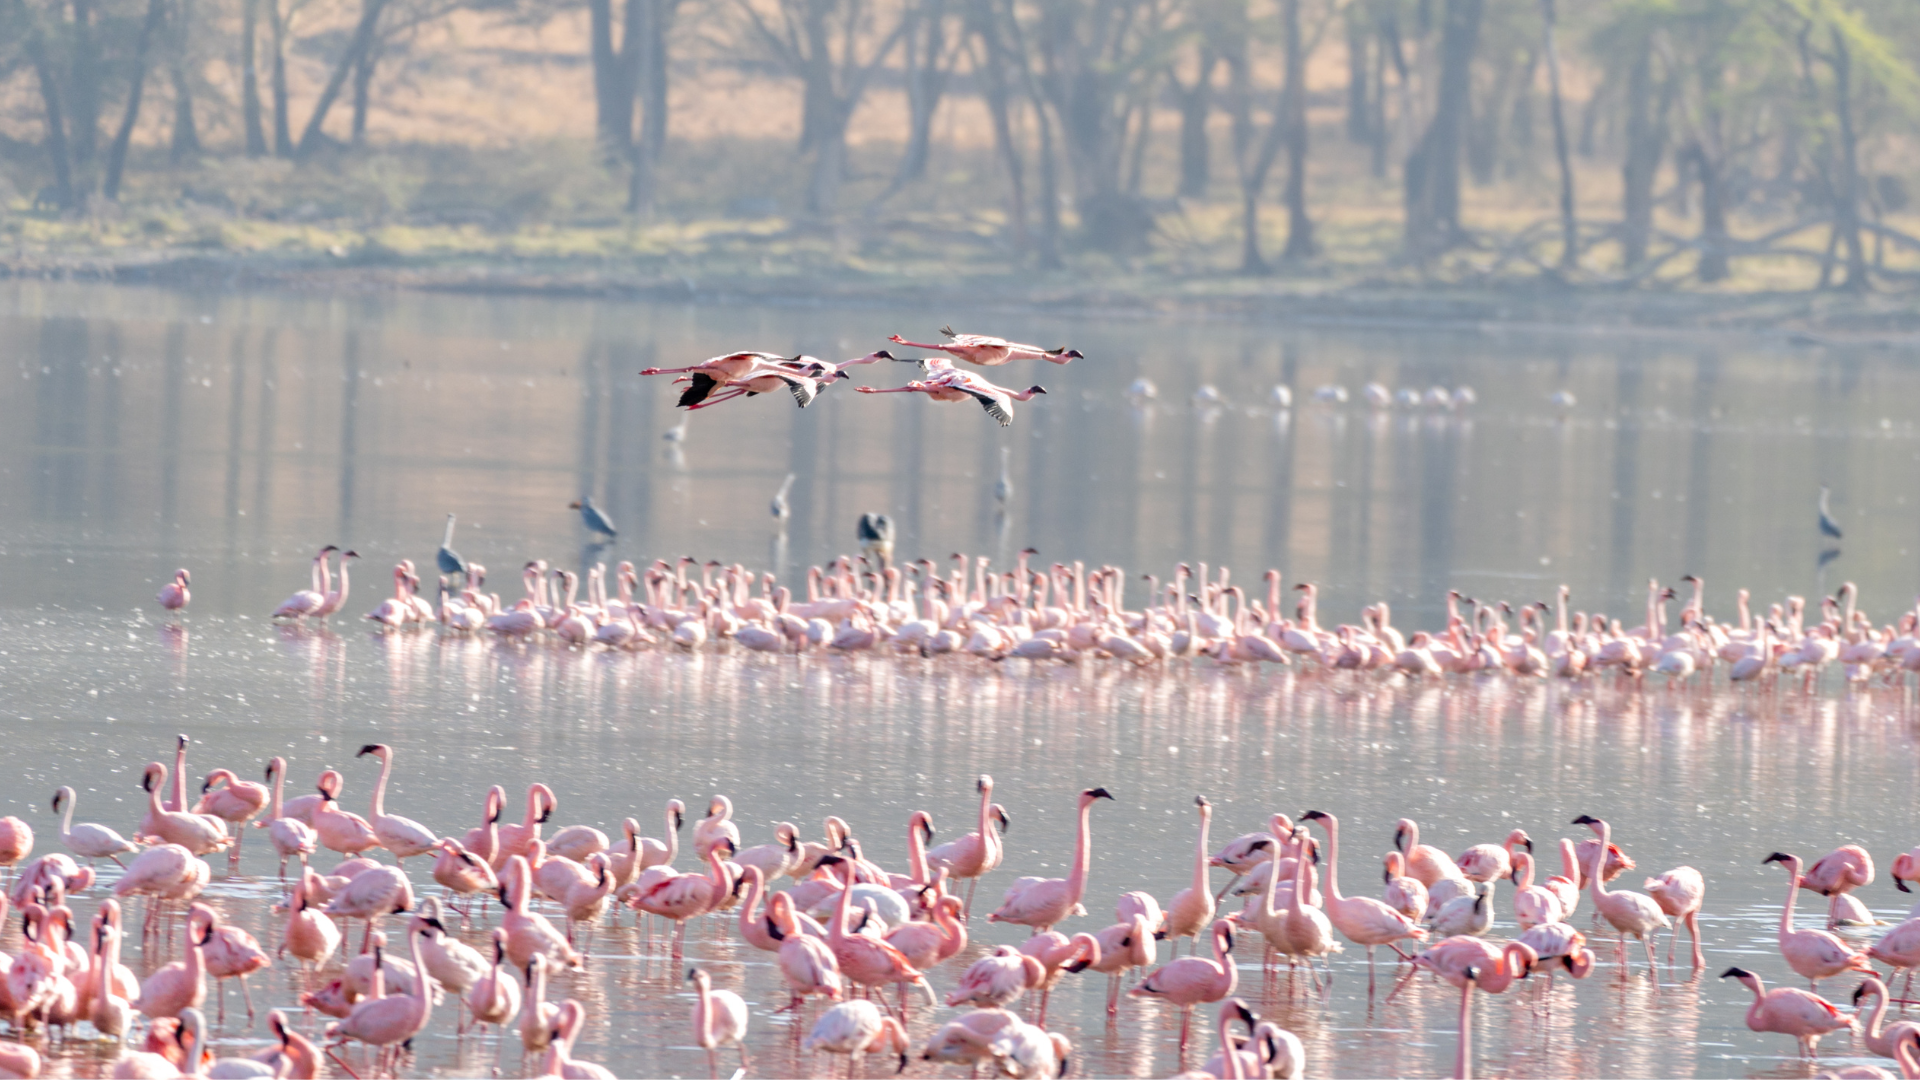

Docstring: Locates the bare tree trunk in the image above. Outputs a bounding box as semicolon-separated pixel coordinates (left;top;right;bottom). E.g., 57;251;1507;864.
997;0;1059;266
241;0;267;155
1344;8;1369;143
349;38;377;145
1170;50;1216;198
25;23;76;209
1403;0;1482;252
888;0;950;192
1827;25;1867;291
69;0;102;171
266;0;292;155
968;1;1028;248
1369;19;1393;178
295;0;389;158
1683;141;1729;282
168;0;201;162
1538;0;1575;270
1279;0;1312;261
1619;51;1660;267
627;0;677;215
589;0;633;163
103;0;166;200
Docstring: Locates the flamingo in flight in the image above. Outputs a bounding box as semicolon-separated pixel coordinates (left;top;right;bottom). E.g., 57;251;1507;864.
857;363;1048;427
887;326;1083;366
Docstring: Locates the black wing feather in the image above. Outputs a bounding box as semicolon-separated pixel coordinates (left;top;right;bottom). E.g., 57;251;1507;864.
678;372;717;408
963;389;1013;427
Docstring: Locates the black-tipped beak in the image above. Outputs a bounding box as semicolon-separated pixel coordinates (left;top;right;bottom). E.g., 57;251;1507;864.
1571;815;1598;826
1087;787;1114;801
1720;966;1751;979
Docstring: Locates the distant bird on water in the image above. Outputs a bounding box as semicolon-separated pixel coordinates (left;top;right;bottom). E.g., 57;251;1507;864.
572;497;619;539
1818;485;1843;540
995;447;1013;506
157;569;191;614
771;474;796;521
436;514;466;579
858;514;895;569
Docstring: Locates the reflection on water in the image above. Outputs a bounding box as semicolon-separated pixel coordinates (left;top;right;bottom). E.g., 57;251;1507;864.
7;283;1920;628
4;283;1920;1077
1;615;1918;1077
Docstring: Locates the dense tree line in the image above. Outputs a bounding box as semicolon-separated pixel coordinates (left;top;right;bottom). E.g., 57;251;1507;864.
2;0;1917;286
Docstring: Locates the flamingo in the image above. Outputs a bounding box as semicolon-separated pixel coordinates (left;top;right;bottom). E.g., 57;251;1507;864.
1162;796;1218;953
156;569;190;614
823;859;930;1001
257;758;316;878
193;768;267;865
200;905;270;1023
693;795;742;861
1801;844;1877;927
886;326;1082;366
1298;811;1426;982
1721;966;1854;1057
280;869;341;966
495;783;557;866
1570;816;1668;973
309;773;380;857
132;903;210;1020
538;999;617;1080
520;953;560;1053
1854;975;1920;1060
356;744;439;861
926;775;1008;915
685;967;750;1076
326;925;435;1076
1763;852;1873;987
1131;918;1238;1051
1510;850;1563;930
1645;865;1707;968
273;546;336;620
1392;818;1465;887
462;930;521;1037
988;787;1112;933
806;998;909;1079
136;763;228;856
310;549;358;619
624;838;733;960
500;855;582;972
948;945;1044;1008
50;787;137;866
856;368;1049;427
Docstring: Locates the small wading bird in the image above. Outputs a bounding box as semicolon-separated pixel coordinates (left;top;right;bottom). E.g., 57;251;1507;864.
437;514;466;581
156;569;191;615
888;326;1083;366
570;497;618;540
1819;484;1844;540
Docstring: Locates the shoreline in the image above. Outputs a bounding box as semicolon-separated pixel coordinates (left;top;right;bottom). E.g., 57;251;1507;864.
7;246;1920;345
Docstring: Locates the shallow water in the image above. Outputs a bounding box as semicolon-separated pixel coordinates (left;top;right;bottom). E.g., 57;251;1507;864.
2;282;1920;1078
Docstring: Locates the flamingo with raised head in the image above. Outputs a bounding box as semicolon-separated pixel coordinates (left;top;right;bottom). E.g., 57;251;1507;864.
988;788;1112;933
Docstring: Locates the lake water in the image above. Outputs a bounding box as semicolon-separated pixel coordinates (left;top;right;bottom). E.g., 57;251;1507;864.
2;281;1919;1078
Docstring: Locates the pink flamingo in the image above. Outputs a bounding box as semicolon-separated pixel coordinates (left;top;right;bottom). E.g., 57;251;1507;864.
1392;818;1464;887
1868;916;1920;1001
1019;932;1097;1026
310;773;380;857
1645;865;1707;968
1162;796;1217;954
1544;838;1582;918
1763;852;1872;987
156;569;190;615
325;864;414;952
925;775;1008;915
692;795;741;862
805;998;909;1079
194;769;267;866
495;783;557;867
1853;975;1920;1059
132;903;210;1020
310;550;358;619
824;860;929;1002
356;744;438;862
1721;965;1854;1056
500;855;582;972
251;1010;320;1079
1131;918;1239;1052
1456;829;1531;883
326;924;435;1076
857;369;1048;427
136;763;228;855
257;758;316;877
625;839;733;960
0;817;32;871
201;906;270;1023
1300;811;1426;982
1416;936;1537;993
273;546;335;620
1892;845;1920;893
948;945;1044;1009
688;967;749;1077
1801;844;1877;927
988;787;1112;933
1571;816;1668;973
771;892;843;1011
462;930;521;1039
431;838;498;903
459;785;505;868
1085;913;1156;1016
280;869;341;966
886;326;1082;366
1382;852;1428;922
539;999;616;1080
1509;850;1562;930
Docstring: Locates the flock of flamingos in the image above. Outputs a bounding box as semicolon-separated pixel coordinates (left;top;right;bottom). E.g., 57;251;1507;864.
0;725;1915;1079
161;534;1920;693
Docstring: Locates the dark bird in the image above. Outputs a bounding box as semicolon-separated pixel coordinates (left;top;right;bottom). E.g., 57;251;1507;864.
771;474;796;521
436;514;466;579
857;513;895;570
571;496;619;539
1818;484;1843;540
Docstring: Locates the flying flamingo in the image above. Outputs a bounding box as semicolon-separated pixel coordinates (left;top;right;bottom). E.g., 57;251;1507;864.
1644;865;1707;968
156;570;190;615
886;326;1083;366
688;967;750;1077
805;998;908;1079
355;744;439;862
1161;796;1217;954
1570;816;1668;974
857;369;1048;427
1763;852;1873;987
50;787;137;867
988;787;1112;933
1131;919;1239;1052
1720;966;1854;1057
1299;811;1426;983
926;775;1008;915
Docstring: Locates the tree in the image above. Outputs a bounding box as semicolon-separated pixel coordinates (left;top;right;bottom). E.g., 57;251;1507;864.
1403;0;1483;253
1538;0;1575;269
737;0;911;215
102;0;164;198
882;0;958;197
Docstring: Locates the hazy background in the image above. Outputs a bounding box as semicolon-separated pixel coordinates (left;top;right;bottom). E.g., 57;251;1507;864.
1;0;1918;292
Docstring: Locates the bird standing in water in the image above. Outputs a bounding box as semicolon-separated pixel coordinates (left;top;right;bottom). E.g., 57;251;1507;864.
858;514;895;570
1818;485;1843;540
436;515;466;582
571;497;619;540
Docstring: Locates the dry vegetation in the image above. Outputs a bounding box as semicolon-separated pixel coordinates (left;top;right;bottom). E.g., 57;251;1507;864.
1;0;1918;319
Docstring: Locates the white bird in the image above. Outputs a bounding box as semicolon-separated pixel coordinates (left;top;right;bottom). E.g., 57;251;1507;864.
1270;385;1293;408
52;786;138;865
804;999;909;1074
688;967;749;1076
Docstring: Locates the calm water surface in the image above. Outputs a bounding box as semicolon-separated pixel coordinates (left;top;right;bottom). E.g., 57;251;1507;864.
2;282;1920;1078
